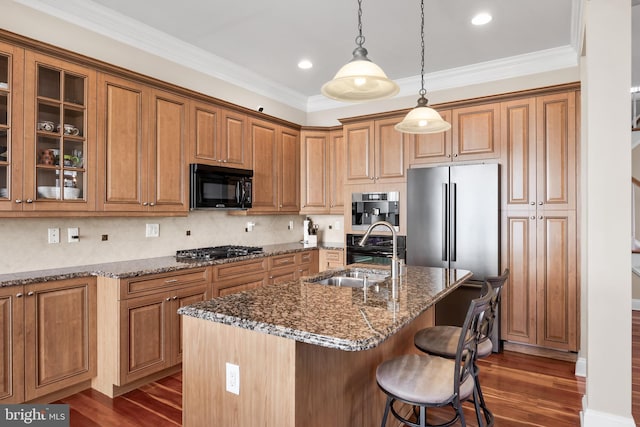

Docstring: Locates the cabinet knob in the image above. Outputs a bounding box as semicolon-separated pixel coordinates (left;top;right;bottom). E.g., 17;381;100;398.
539;215;544;220
27;291;34;296
222;159;227;163
165;297;171;301
173;296;178;300
15;199;21;204
530;201;535;205
530;216;535;220
26;199;33;203
15;293;23;298
446;154;451;158
454;154;458;157
149;202;155;206
143;202;148;206
279;204;283;208
538;201;543;205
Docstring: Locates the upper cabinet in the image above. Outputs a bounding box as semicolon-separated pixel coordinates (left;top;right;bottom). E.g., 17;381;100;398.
11;51;96;212
248;117;300;214
190;100;251;169
97;73;188;213
300;128;345;215
344;116;407;184
501;92;577;211
0;41;23;212
408;103;500;165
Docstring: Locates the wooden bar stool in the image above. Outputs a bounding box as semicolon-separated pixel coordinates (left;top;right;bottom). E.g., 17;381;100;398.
413;269;510;426
376;287;494;427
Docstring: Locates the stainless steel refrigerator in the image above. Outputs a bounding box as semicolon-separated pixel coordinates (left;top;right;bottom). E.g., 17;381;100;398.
407;163;500;347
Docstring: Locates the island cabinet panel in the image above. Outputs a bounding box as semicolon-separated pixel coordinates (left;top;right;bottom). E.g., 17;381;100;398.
94;268;210;397
24;278;97;401
97;73;189;213
182;307;435;427
0;287;24;403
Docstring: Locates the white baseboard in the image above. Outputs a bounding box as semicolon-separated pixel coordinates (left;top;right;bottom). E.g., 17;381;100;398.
581;408;636;426
575;357;586;377
632;299;640;311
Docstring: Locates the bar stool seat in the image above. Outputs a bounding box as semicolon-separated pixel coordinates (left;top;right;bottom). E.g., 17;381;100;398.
414;325;494;359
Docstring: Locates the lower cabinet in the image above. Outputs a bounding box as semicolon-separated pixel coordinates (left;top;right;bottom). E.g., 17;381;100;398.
501;210;578;352
269;250;318;285
319;249;345;272
213;258;269;297
94;267;210;397
0;277;97;403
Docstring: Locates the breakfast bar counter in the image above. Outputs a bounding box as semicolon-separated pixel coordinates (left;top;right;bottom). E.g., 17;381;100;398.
178;265;472;427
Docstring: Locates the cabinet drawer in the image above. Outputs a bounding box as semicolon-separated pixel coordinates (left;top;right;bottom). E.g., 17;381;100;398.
214;258;268;280
120;268;210;299
215;272;268;296
269;254;297;270
324;250;343;262
299;250;315;264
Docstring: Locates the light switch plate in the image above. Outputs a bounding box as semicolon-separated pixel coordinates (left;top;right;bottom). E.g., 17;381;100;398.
67;227;79;243
47;228;60;244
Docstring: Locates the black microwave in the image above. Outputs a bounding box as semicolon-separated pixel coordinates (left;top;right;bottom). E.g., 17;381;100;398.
189;164;252;210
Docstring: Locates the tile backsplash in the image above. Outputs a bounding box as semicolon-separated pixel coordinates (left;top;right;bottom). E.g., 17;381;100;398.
0;212;344;274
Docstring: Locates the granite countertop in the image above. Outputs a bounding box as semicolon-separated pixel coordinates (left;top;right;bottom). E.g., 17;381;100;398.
178;265;472;351
0;242;342;287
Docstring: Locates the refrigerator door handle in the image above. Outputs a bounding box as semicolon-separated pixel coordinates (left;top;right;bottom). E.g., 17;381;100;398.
442;183;448;261
451;183;457;262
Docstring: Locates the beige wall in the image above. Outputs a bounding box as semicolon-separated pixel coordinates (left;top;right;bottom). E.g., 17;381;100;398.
633;145;640;299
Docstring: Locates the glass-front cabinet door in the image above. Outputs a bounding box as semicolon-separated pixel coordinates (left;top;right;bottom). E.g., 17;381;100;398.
0;42;24;212
23;51;95;211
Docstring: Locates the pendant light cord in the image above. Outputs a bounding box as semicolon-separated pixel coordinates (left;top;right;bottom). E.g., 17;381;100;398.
356;0;365;48
420;0;426;98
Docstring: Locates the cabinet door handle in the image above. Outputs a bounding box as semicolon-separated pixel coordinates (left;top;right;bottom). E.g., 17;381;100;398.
165;279;179;284
27;291;34;296
446;154;451;158
150;202;155;206
530;201;535;205
165;297;171;301
142;202;148;206
15;199;22;204
538;201;543;205
15;293;23;298
26;199;33;203
173;296;178;300
454;154;458;157
539;215;544;220
530;216;535;220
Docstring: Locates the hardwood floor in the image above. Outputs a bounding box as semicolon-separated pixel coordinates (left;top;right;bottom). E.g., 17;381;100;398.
57;312;640;426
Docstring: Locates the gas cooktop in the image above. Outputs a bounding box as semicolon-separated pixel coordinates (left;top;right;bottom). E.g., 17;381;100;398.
176;245;263;261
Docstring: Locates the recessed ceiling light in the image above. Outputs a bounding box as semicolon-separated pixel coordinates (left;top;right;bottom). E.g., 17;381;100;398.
471;12;492;26
298;59;313;70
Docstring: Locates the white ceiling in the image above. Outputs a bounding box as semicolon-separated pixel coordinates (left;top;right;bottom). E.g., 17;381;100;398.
17;0;639;112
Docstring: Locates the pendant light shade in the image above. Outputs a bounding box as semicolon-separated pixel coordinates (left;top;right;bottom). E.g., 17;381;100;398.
395;96;451;134
395;0;450;134
321;1;399;102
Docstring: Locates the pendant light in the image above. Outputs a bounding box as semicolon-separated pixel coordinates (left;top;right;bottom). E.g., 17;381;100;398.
321;0;399;102
395;0;450;134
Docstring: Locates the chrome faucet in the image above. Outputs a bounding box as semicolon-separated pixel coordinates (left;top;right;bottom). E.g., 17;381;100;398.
359;220;399;285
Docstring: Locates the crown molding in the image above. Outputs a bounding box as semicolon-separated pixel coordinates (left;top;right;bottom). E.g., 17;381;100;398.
14;0;580;114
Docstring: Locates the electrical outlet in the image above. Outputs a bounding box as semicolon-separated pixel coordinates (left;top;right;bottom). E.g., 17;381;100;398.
68;227;79;243
145;223;160;238
47;228;60;244
288;220;294;230
226;362;240;395
334;221;341;231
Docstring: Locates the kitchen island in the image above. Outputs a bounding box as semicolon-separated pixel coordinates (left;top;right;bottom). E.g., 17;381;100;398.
178;265;472;427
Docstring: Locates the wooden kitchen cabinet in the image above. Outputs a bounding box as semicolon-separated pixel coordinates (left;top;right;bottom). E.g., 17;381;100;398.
97;73;188;213
19;51;96;212
0;286;24;403
94;267;210;397
0;41;23;213
213;257;268;297
0;278;96;403
191;100;251;169
500;89;579;353
408;103;500;165
300;128;345;214
343;116;406;184
269;250;318;284
248;117;300;214
319;249;344;272
501;210;578;351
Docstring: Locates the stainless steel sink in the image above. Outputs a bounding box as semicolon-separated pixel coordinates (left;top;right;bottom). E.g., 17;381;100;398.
313;270;389;288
